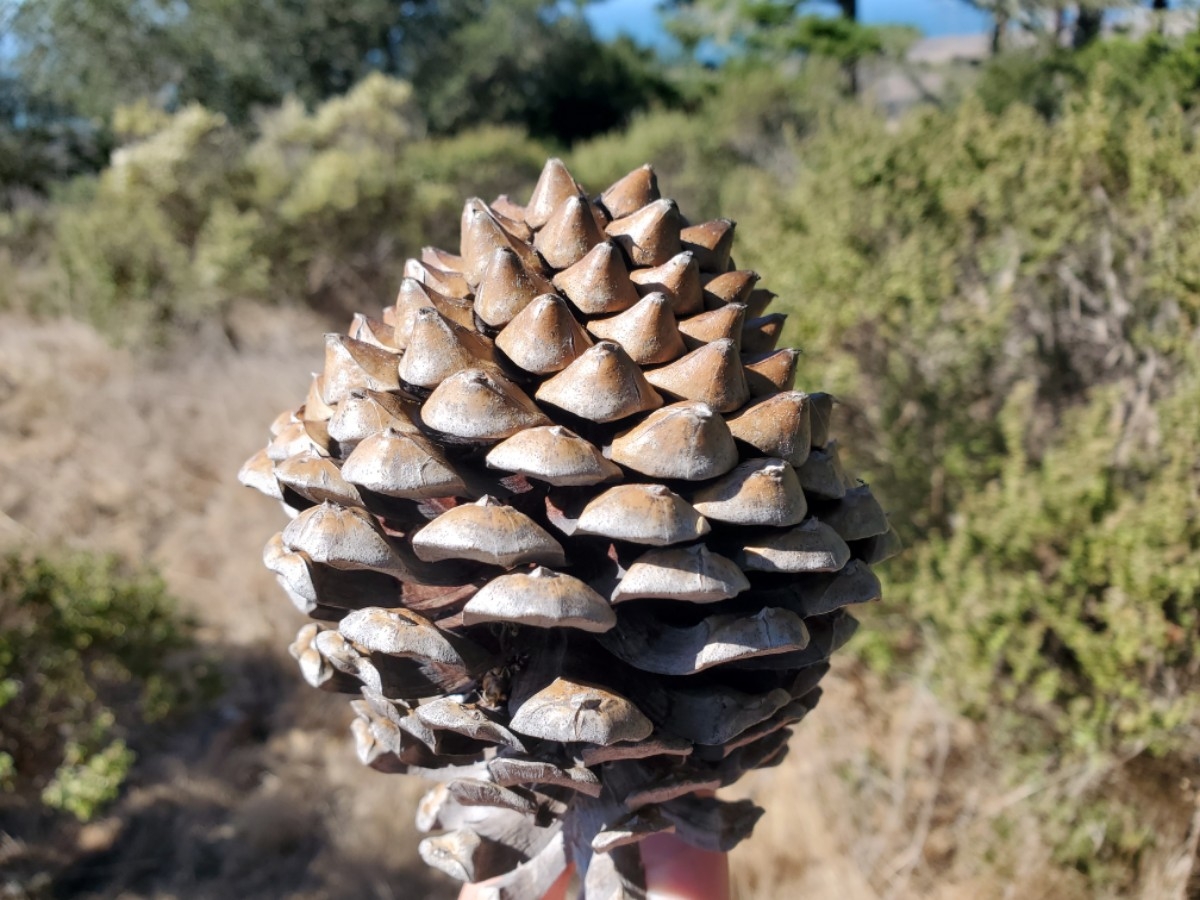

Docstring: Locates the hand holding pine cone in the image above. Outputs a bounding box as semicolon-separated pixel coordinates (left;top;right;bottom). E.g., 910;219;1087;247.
240;159;899;899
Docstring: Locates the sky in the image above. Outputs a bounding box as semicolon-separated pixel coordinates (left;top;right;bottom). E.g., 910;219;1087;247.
584;0;995;45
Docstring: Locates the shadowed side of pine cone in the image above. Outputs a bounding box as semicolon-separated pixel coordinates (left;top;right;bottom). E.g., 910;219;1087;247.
240;158;899;899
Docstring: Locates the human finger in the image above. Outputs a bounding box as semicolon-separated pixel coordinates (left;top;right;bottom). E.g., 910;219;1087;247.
641;831;731;900
457;863;573;900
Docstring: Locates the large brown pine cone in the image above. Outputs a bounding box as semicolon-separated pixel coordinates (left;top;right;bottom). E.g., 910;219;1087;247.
239;159;899;899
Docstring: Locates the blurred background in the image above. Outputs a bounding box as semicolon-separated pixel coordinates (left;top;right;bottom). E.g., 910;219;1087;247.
1;0;1199;897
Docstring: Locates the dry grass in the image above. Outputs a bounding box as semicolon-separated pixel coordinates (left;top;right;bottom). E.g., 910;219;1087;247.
0;310;1195;899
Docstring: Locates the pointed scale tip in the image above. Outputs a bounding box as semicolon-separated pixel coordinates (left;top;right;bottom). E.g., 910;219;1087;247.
586;292;685;366
643;337;748;413
534;194;606;271
495;293;593;375
552;240;640;315
599;164;660;220
526;158;582;229
606;198;683;268
535;341;662;423
629;251;703;316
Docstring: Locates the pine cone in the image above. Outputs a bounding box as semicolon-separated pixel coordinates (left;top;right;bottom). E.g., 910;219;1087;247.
240;159;899;898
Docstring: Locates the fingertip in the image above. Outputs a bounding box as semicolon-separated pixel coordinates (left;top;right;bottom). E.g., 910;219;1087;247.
641;832;731;900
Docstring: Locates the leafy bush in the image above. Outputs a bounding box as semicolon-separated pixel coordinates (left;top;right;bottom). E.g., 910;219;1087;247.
49;74;548;341
976;30;1200;120
904;379;1200;756
0;552;213;821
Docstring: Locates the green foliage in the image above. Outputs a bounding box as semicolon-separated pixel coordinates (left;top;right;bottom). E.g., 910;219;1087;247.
410;1;677;142
0;76;110;203
40;738;135;822
10;0;411;124
8;0;674;145
49;75;548;340
901;379;1200;756
0;552;212;820
977;30;1200;120
663;0;899;77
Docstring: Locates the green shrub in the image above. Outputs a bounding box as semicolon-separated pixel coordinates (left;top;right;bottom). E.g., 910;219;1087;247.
49;74;548;341
977;31;1200;120
0;552;213;820
902;379;1200;756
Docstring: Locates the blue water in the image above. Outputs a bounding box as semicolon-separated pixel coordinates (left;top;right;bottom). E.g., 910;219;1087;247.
585;0;994;47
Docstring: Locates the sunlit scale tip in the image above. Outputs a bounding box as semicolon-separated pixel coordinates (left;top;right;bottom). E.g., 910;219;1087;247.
411;496;567;568
393;277;474;346
238;447;283;500
282;502;412;577
461;567;616;633
575;484;710;546
551;241;640;315
739;518;852;574
823;484;890;542
678;302;747;351
268;407;294;438
535;341;663;423
266;418;323;463
495;293;593;375
340;428;469;500
398;307;497;389
724;390;813;466
795;440;850;499
598;163;660;220
420;246;465;274
326;388;420;448
274;450;363;508
808;391;835;448
485;425;621;487
320;333;401;405
610;544;749;604
585;292;686;366
489;203;533;242
490;193;527;224
702;269;760;309
526;158;583;229
473;246;556;328
681;218;737;273
509;677;653;745
598;605;810;676
691;457;808;527
460;198;542;285
609;401;738;481
338;606;485;673
263;534;322;616
421;368;551;441
533;194;606;270
629;250;704;316
743;347;800;396
741;313;786;353
404;258;471;299
605;198;683;267
643;337;749;413
348;313;400;351
745;287;777;319
304;373;335;421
